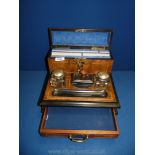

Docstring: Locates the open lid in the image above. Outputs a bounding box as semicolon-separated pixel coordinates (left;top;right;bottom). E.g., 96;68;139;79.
48;28;113;50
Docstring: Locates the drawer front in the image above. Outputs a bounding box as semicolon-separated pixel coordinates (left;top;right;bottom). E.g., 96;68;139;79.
39;107;119;142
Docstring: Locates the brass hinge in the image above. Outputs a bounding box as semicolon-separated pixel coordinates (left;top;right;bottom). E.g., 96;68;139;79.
91;46;106;50
75;29;86;32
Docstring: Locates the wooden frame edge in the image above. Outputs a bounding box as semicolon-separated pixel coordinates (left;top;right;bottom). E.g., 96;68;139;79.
39;107;119;138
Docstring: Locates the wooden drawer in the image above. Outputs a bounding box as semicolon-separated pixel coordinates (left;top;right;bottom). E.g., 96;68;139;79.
39;107;119;142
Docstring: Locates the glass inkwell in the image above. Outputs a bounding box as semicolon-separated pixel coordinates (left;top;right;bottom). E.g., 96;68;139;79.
50;69;65;88
95;71;110;91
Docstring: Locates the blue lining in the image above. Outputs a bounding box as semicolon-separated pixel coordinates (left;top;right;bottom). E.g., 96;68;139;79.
52;31;110;46
45;107;115;130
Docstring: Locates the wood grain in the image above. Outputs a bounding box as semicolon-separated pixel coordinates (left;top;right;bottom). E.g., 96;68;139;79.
47;58;113;74
43;74;117;102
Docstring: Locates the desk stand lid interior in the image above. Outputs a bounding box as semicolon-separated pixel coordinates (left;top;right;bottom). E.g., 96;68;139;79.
48;28;113;59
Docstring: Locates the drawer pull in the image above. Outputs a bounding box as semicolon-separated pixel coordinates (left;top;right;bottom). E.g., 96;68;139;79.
68;135;88;142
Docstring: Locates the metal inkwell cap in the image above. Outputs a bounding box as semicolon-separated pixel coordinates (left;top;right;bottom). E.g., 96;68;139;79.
52;69;64;78
97;72;110;80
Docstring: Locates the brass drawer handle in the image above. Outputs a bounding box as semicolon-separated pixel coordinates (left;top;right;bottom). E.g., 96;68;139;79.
68;135;88;142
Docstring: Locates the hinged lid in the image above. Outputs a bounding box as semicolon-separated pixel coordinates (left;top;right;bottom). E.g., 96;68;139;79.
48;28;113;50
